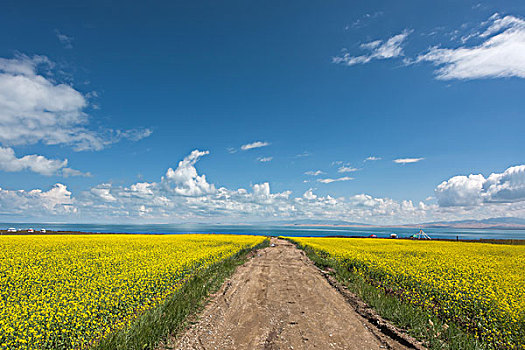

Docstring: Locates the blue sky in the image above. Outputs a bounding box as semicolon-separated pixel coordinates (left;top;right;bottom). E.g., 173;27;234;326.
0;0;524;223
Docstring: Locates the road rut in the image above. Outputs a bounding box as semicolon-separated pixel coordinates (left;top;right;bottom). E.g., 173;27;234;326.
164;238;407;350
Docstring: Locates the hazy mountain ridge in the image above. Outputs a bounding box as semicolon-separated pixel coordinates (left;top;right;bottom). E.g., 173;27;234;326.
272;217;525;229
417;217;525;229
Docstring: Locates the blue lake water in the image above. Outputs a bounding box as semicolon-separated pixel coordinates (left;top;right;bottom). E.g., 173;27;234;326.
2;223;525;240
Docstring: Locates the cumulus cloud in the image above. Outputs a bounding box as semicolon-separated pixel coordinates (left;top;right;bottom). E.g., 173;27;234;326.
435;165;525;206
302;188;318;200
0;146;88;176
435;174;485;206
317;176;353;184
1;150;524;224
240;141;270;150
484;165;525;202
394;158;424;164
332;30;411;66
49;150;421;222
417;13;525;79
349;194;422;218
90;183;117;202
0;54;151;151
0;147;66;175
163;150;215;196
0;183;75;216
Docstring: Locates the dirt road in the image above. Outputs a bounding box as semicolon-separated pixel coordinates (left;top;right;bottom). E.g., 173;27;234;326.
165;238;408;350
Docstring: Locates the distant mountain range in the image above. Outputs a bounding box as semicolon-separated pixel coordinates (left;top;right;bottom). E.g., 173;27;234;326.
272;217;525;229
416;217;525;229
268;219;371;226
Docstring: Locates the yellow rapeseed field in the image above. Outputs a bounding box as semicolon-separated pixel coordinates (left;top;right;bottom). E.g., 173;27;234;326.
0;234;265;349
290;237;525;348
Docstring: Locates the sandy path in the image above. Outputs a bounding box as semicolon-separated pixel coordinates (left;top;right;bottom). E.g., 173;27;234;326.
165;238;405;350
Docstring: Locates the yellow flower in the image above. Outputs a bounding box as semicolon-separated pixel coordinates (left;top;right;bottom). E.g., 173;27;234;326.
291;237;525;347
0;234;264;349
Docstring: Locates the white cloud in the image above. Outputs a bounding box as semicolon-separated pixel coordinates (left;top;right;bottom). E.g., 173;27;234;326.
1;151;524;224
0;146;66;175
0;146;88;176
333;30;411;66
318;176;353;184
394;158;424;164
138;204;153;216
257;157;273;162
114;128;152;142
0;54;151;151
345;194;432;221
435;174;485;206
417;14;525;79
302;189;317;200
240;141;270;150
71;151;365;221
360;40;382;50
253;182;271;197
62;167;92;178
305;170;324;176
364;156;381;161
338;166;359;173
483;165;525;202
435;165;525;206
55;30;73;49
0;183;75;216
129;182;154;196
163;150;215;196
90;184;117;202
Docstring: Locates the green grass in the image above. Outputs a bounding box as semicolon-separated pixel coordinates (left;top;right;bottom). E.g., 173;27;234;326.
93;239;269;350
288;239;492;350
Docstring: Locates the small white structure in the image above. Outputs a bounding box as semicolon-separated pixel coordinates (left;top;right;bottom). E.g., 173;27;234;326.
7;228;16;233
390;233;397;239
40;229;47;233
27;228;34;233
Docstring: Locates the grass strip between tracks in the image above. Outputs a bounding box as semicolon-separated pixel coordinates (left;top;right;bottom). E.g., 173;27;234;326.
93;238;270;350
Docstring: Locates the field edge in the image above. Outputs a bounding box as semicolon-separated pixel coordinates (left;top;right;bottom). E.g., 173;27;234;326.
285;238;492;350
92;238;270;350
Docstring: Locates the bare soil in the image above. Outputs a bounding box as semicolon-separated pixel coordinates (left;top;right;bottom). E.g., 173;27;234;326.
161;238;412;350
